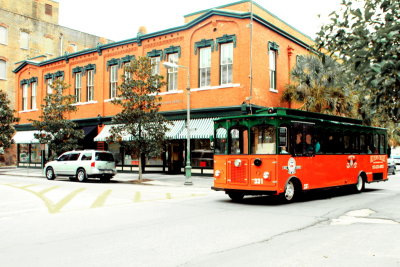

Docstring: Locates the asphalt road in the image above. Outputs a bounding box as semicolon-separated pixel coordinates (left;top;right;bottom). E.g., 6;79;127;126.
0;172;399;267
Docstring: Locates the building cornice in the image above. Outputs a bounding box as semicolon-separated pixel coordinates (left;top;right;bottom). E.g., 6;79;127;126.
13;7;315;74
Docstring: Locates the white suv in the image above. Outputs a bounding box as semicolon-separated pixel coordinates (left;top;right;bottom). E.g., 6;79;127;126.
44;150;117;182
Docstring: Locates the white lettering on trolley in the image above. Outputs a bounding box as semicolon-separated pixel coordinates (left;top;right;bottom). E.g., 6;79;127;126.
370;155;386;163
252;178;264;185
372;165;384;169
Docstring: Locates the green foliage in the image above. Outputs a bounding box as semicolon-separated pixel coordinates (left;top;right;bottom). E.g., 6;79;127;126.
30;79;84;159
316;0;400;140
109;57;169;179
0;90;19;149
282;54;357;116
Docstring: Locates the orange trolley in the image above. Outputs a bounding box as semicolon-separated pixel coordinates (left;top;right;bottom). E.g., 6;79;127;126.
211;108;389;202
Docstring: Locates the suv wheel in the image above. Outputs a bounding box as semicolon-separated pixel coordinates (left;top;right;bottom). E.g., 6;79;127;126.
45;167;56;180
76;168;87;182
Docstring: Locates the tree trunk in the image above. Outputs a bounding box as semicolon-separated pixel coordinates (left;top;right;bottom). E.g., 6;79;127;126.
138;153;143;182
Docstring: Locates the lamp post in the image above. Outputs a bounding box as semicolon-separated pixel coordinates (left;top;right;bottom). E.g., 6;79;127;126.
163;62;193;185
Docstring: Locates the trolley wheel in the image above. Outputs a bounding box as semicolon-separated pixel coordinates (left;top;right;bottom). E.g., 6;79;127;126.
227;192;244;202
354;175;365;193
281;179;300;203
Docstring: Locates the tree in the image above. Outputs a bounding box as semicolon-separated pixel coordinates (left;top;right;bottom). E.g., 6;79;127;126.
0;90;19;150
282;54;357;116
109;56;169;181
316;0;400;128
31;79;84;159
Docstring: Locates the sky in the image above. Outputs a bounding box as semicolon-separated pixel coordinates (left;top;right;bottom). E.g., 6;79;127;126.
56;0;343;42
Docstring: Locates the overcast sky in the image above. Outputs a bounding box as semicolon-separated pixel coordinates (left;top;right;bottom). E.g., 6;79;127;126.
56;0;343;42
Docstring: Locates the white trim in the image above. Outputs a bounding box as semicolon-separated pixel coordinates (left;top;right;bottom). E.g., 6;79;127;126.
269;88;278;93
158;90;183;96
192;83;240;92
19;109;39;113
71;100;98;106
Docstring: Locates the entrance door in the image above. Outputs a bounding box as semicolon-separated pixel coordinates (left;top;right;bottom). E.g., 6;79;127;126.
167;141;183;174
290;122;318;189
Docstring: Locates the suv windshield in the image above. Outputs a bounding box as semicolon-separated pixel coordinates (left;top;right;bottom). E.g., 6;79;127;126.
95;152;114;162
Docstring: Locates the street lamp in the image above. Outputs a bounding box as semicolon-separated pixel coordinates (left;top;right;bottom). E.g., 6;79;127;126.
163;61;193;185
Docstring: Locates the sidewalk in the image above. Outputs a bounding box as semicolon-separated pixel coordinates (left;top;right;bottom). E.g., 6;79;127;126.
0;166;213;188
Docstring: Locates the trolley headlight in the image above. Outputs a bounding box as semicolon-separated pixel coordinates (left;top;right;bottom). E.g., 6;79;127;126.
214;170;221;177
263;171;270;179
234;159;242;167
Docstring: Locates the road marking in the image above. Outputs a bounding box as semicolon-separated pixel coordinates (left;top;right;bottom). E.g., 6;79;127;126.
2;183;86;214
20;184;38;189
39;186;60;195
133;192;142;202
90;190;112;208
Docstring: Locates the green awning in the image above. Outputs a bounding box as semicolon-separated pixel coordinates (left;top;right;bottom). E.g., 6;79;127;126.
176;118;217;139
94;120;187;142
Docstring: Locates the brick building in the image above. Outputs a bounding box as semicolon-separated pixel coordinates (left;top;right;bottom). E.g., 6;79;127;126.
13;0;315;174
0;0;112;164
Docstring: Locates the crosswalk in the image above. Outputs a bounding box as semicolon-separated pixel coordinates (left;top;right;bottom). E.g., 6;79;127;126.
0;182;208;214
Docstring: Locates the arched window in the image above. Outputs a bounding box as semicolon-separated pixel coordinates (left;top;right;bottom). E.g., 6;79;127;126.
0;26;7;45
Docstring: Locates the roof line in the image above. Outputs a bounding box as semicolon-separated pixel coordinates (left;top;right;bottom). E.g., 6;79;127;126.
14;8;314;73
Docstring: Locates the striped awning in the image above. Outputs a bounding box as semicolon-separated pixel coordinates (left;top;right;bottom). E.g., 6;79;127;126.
93;125;114;142
165;120;185;139
94;121;187;142
176;118;217;139
13;130;41;144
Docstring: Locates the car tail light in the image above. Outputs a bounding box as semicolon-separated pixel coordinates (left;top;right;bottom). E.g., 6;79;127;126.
91;161;95;168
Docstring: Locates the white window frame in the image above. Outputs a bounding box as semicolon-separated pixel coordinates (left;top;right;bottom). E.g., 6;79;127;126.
31;82;37;109
0;26;7;45
75;72;82;102
269;50;277;91
110;65;118;98
151;56;160;75
220;43;233;85
46;78;53;94
124;63;132;81
86;70;94;102
20;31;29;50
0;60;6;80
199;47;211;87
22;84;28;111
167;53;178;91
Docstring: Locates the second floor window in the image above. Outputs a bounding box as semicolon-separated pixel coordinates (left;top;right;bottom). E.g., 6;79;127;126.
20;32;29;50
46;78;53;94
31;82;37;109
151;56;160;75
0;60;6;80
269;50;277;91
167;53;178;91
22;84;28;111
110;64;118;98
220;43;233;85
75;72;82;102
199;47;211;87
0;26;7;45
124;63;132;81
87;70;94;102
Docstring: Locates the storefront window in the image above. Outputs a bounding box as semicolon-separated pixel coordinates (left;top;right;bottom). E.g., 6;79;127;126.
19;144;29;162
30;144;41;163
192;139;213;168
